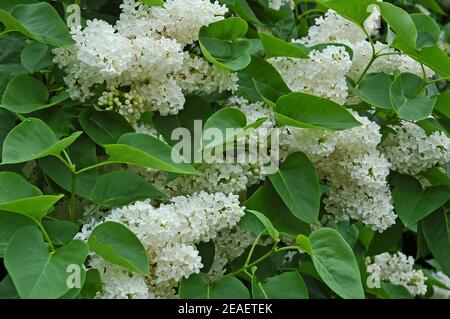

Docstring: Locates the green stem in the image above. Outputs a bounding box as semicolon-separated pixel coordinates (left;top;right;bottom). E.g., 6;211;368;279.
37;220;55;252
63;150;74;167
70;172;77;222
53;154;75;172
275;246;301;253
244;232;263;267
227;243;279;278
76;161;121;175
14;113;28;122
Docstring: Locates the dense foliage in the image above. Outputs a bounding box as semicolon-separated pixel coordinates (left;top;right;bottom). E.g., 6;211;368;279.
0;0;449;299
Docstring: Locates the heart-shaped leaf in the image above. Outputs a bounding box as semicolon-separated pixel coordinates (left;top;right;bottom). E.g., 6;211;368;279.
390;73;436;121
1;75;69;114
421;211;450;277
259;32;309;59
20;42;52;72
79;110;134;146
199;17;261;71
179;274;250;299
0;172;63;220
243;183;310;237
0;3;73;46
88;221;150;275
252;271;308;299
268;152;321;224
354;73;392;109
238;55;291;105
91;170;168;207
0;212;35;257
4;226;88;299
2;118;82;164
276;93;362;130
392;174;450;226
308;228;365;299
104;133;198;175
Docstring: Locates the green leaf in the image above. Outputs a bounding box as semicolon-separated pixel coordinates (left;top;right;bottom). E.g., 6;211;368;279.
39;136;98;199
0;108;16;162
104;133;198;175
202;107;266;150
268;152;321;224
378;2;417;51
210;276;250;299
1;75;69;114
309;228;365;299
392;174;450;227
389;73;436;121
0;212;34;257
79;269;102;299
153;96;212;145
42;219;79;246
421;167;450;189
20;42;52;72
367;222;404;256
238;55;291;105
354;73;392;109
0;275;19;299
317;0;376;27
91;170;168;207
226;0;261;25
199;17;258;71
197;240;215;273
259;32;309;59
2;118;82;164
276;93;362;130
88;221;149;275
435;91;450;120
79;110;134;146
246;210;280;241
410;13;441;50
178;274;209;299
0;172;63;220
0;1;37;12
5;226;88;299
421;211;450;277
179;275;250;299
0;3;73;46
252;272;308;299
243;183;311;238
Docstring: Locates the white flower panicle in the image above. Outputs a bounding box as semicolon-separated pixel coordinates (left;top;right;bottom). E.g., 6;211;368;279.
381;122;450;175
89;256;154;299
281;113;396;231
77;192;245;298
366;252;428;296
270;45;352;104
298;9;434;80
53;0;236;122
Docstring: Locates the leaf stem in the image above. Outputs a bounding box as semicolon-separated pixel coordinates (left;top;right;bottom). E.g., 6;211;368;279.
76;161;121;175
37;220;55;252
70;172;77;222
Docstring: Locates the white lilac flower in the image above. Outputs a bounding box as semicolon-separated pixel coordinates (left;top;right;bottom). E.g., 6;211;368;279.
53;0;236;122
270;45;352;104
77;192;245;298
366;252;428;296
381;122;450;175
297;9;434;80
281;113;396;232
